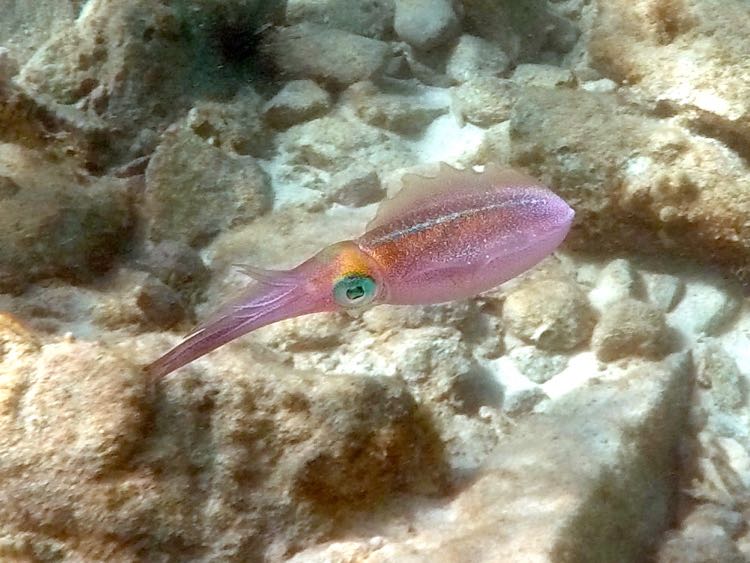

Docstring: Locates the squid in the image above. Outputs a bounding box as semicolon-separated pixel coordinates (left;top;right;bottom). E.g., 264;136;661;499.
146;163;574;378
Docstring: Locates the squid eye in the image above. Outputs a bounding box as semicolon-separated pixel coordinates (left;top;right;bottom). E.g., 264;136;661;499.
333;274;377;308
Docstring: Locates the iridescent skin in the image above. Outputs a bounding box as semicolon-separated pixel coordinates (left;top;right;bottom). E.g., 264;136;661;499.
146;164;574;378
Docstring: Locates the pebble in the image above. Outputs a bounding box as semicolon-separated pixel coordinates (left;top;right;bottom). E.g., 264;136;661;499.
263;80;332;130
446;34;510;83
668;280;741;336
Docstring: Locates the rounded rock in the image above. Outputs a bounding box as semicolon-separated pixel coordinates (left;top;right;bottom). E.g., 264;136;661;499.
502;279;594;352
592;299;671;362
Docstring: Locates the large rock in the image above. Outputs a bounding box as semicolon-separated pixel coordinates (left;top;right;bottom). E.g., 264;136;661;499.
290;354;693;562
16;0;284;167
144;123;272;247
0;314;445;561
0;144;133;292
507;87;750;282
590;0;750;160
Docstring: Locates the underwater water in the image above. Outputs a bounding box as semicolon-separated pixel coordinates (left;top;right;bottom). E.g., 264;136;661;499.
1;0;749;561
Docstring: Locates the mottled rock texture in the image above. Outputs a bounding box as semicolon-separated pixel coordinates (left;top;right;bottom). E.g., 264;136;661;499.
0;314;446;561
0;144;132;293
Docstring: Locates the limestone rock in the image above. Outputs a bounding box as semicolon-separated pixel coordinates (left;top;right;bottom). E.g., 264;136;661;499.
17;0;283;166
291;354;693;562
451;77;518;127
185;88;272;157
590;0;750;159
263;79;332;130
511;63;576;89
286;0;395;39
342;81;448;135
507;87;750;279
328;166;385;207
267;23;391;88
502;279;595;352
144;123;272;247
592;299;671;362
393;0;460;51
446;34;511;83
0;144;132;293
667;280;741;336
589;258;641;311
462;0;578;63
643;271;684;312
0;0;78;65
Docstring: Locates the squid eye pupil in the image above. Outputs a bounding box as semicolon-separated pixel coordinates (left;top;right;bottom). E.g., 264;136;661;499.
333;274;377;308
346;285;365;300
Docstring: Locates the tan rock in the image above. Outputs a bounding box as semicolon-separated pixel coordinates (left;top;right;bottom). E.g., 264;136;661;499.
144;123;272;247
592;298;671;362
267;23;391;88
0;143;132;293
502;278;595;352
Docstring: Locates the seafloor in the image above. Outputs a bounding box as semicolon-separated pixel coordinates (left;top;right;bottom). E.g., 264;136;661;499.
1;0;749;561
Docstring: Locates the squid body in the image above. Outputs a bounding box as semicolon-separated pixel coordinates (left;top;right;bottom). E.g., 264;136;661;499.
147;163;574;377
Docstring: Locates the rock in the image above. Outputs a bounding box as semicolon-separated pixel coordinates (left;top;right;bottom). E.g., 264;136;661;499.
185;88;272;157
507;87;750;279
393;0;460;51
0;0;78;65
592;299;671;362
446;34;511;83
342;81;448;135
277;113;416;176
267;23;391;88
694;341;745;410
502;279;595;352
263;79;332;130
328;165;385;207
581;77;618;93
0;144;132;293
17;0;284;166
588;258;641;311
290;353;693;562
285;0;395;38
451;77;518;127
144;123;272;247
0;320;446;561
135;275;188;329
590;0;750;158
643;271;684;312
657;521;746;563
502;386;548;417
668;280;741;336
509;345;568;384
0;47;19;82
462;0;577;63
511;63;575;89
137;240;211;300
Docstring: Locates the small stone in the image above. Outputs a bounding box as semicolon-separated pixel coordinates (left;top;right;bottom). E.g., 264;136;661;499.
394;0;460;51
263;80;332;130
446;34;511;83
668;281;741;336
451;77;518;127
694;341;745;411
342;81;447;135
135;276;187;329
267;23;391;88
511;64;575;89
581;78;618;93
502;279;595;352
328;166;385;207
137;240;211;298
589;258;641;311
643;271;684;312
503;386;548;417
592;299;671;362
145;125;272;247
509;345;568;384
